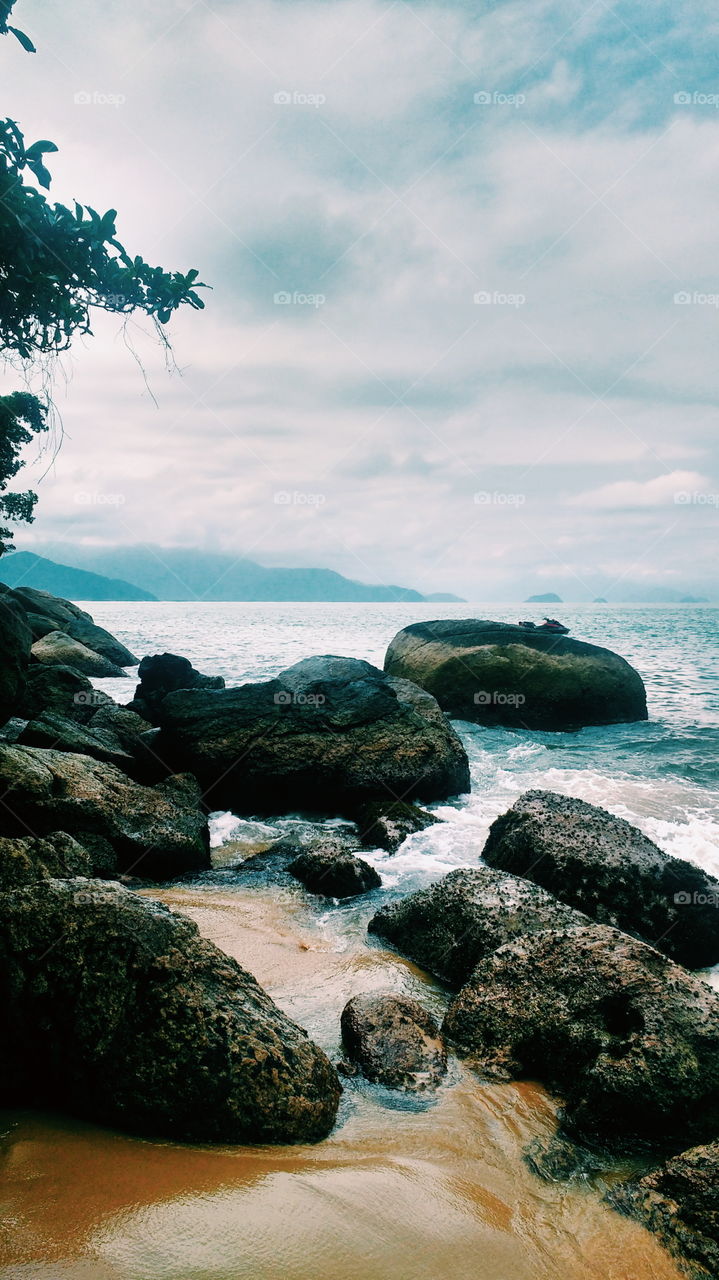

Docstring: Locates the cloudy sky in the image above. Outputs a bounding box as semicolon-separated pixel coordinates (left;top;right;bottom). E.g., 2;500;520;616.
3;0;718;599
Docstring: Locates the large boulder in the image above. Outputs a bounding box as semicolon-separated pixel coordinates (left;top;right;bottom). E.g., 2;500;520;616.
443;924;719;1150
0;832;93;890
0;743;210;880
0;878;341;1143
19;710;139;773
10;587;137;665
612;1142;719;1279
31;630;125;678
340;993;447;1091
128;652;225;725
154;655;471;815
0;591;32;724
483;790;719;969
384;619;648;730
18;663;112;724
356;799;439;853
288;842;381;898
368;865;588;987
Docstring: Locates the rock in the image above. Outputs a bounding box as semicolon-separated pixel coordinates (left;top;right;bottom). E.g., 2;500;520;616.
355;799;439;853
9;587;137;665
368;865;588;987
0;878;341;1143
0;744;210;880
611;1142;719;1279
19;710;138;773
443;923;719;1151
340;993;447;1091
31;630;125;678
384;619;648;731
0;832;93;890
154;655;470;815
18;663;113;724
128;652;225;725
0;592;32;724
483;790;719;969
288;840;382;898
10;585;89;627
63;616;138;667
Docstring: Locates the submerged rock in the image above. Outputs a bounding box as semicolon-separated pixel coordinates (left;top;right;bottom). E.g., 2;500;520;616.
611;1142;719;1279
129;652;225;725
0;743;210;880
355;799;439;853
31;630;125;678
384;619;647;731
154;655;470;815
0;593;31;724
443;924;719;1151
0;878;341;1144
483;790;719;969
288;841;381;898
341;993;447;1091
368;865;588;987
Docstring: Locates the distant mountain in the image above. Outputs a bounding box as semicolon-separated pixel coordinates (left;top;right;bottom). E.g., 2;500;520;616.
424;592;466;603
23;545;428;603
0;552;156;601
525;592;562;603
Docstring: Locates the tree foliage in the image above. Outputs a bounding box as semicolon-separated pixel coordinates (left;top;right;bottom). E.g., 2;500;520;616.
0;1;207;554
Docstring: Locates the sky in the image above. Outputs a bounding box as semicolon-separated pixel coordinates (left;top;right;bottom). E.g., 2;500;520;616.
2;0;718;600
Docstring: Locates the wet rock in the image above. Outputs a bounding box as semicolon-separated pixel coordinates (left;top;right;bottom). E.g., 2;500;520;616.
341;993;447;1091
0;832;93;890
9;587;137;666
368;865;588;987
288;841;382;898
384;619;648;731
0;592;32;724
0;878;341;1144
128;652;225;725
443;923;719;1151
0;743;210;880
483;790;719;969
355;799;439;853
154;655;470;815
19;710;138;773
31;630;125;679
611;1142;719;1279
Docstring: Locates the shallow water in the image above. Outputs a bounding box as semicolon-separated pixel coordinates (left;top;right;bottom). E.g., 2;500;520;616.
1;601;715;1277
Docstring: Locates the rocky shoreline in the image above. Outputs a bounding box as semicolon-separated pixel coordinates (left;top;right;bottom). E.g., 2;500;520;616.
0;590;716;1276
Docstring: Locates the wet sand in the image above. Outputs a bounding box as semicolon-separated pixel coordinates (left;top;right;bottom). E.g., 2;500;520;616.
0;883;684;1280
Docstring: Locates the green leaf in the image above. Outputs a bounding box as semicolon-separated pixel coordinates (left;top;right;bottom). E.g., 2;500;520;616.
8;25;36;53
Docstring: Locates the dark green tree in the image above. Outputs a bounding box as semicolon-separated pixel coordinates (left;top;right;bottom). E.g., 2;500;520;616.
0;1;206;553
